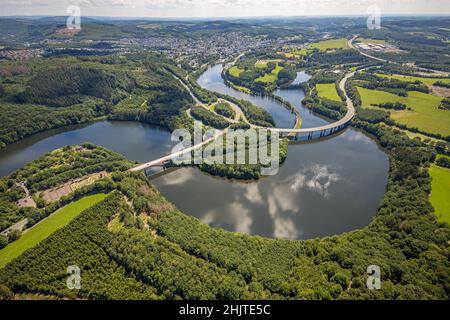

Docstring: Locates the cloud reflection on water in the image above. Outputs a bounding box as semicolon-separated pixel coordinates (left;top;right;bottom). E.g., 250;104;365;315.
289;164;340;199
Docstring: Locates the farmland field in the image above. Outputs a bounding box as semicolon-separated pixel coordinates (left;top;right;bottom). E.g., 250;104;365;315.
0;193;108;269
357;87;448;136
429;164;450;224
291;48;308;55
316;83;341;101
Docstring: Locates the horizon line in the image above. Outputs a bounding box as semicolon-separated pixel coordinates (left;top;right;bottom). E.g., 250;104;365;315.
1;13;449;20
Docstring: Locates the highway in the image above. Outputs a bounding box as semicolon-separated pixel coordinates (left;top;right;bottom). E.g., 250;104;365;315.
130;62;356;172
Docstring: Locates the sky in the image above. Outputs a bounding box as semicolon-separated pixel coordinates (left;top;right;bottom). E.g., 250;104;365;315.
0;0;449;18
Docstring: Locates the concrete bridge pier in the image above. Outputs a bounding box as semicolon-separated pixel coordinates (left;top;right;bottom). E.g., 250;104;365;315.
319;129;326;138
143;160;172;178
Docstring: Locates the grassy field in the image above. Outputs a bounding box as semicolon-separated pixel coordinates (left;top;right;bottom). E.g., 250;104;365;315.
380;124;448;146
356;37;387;44
437;154;450;161
316;83;341;101
229;66;244;77
309;38;348;51
230;83;251;93
291;48;308;55
376;74;450;87
255;61;267;69
255;65;284;83
393;126;446;144
0;193;108;269
429;164;450;224
357;87;448;136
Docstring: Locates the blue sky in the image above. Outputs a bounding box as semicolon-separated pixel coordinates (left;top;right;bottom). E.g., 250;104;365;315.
1;0;449;18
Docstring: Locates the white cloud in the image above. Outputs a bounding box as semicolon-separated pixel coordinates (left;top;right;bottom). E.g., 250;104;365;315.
1;0;449;17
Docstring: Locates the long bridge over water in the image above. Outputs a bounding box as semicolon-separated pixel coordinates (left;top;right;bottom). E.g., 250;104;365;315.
130;38;363;173
130;69;355;173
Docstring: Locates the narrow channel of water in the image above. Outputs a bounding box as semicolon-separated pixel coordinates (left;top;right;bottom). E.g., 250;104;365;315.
197;64;297;129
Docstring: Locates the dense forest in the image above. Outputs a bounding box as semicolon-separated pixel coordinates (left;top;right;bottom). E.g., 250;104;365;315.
0;143;132;234
195;136;289;180
223;53;297;94
0;16;449;301
214;102;236;119
0;129;448;299
190;106;230;129
0;54;195;149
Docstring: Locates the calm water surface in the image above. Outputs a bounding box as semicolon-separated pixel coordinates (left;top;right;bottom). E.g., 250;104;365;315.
0;121;174;177
152;65;389;239
0;65;389;239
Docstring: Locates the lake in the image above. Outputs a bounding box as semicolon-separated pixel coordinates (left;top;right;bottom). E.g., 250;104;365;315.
152;65;389;239
0;65;389;239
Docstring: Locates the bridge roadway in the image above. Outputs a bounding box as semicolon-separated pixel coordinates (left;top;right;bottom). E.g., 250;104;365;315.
131;35;413;172
265;71;355;135
130;128;228;172
130;69;355;172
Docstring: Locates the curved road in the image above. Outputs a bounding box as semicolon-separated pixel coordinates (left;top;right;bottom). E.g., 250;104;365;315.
131;35;449;172
135;33;439;172
268;71;355;134
131;65;356;172
349;35;449;76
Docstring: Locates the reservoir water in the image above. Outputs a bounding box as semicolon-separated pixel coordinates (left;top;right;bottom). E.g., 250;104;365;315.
0;65;389;239
152;65;389;239
0;121;175;177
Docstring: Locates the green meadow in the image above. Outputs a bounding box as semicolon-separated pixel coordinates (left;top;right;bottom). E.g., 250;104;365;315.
308;38;348;51
357;87;448;136
376;74;450;87
316;83;341;101
0;193;108;269
255;65;284;83
229;66;244;77
291;48;308;55
429;164;450;224
287;39;348;56
437;154;450;161
356;38;387;44
230;83;251;93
